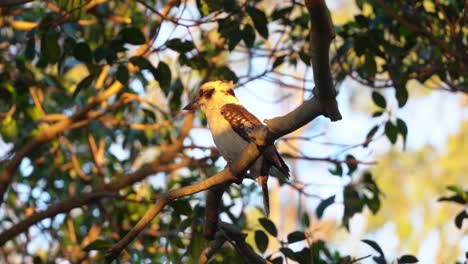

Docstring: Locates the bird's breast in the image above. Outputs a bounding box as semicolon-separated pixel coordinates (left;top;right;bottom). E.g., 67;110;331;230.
206;112;248;162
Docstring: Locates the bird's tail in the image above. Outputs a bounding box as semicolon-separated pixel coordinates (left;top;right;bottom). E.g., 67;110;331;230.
257;175;270;217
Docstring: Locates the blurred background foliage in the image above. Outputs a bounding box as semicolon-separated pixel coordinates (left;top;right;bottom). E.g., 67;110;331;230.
0;0;466;263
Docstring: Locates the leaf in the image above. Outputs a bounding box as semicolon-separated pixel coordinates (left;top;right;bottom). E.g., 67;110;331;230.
73;42;93;63
73;74;94;98
361;239;385;259
396;118;408;149
316;195;335;218
287;231;306;244
130;56;153;69
94;46;117;63
371;91;386;108
299;50;311;65
437;195;466;205
82;239;113;251
156;61;172;91
329;163;343;176
213;66;238;83
120;27;146;45
272;55;285;69
364;125;379;147
170;199;192;216
279;247;296;261
398;255;419;263
254;230;268;253
345;155;358;174
271;256;283;264
372;111;384;117
165;38;195;53
242;24;255;48
246;5;269;39
395;85;408;107
41;31;61;64
302;212;310;227
226;28;242;51
455;210;467;229
116;64;129;84
385;121;398;144
259;217;278;237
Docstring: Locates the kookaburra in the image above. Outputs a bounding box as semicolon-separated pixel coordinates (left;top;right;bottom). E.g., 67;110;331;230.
183;80;290;216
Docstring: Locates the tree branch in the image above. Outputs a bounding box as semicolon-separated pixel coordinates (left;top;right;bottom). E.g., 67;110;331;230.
0;114;195;246
0;0;34;6
105;0;342;261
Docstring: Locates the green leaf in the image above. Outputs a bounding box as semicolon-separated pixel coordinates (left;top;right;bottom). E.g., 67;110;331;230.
156;61;172;91
271;256;283;264
41;31;61;64
213;66;238;83
316;195;335;218
254;230;268;253
73;42;93;63
25;34;36;60
73;74;94;98
346;154;358;174
385;121;398;144
243;24;255;48
364;125;379;147
371;91;386;108
455;210;467;229
299;50;311;65
272;55;285;69
372;111;384;117
169;78;183;112
166;38;195;53
287;231;306;244
259;217;277;237
116;64;129;84
120;27;146;45
130;56;154;69
246;5;269;39
302;212;310;227
361;239;385;259
395;85;408;107
437;194;466;205
329;163;343;176
170;199;192;216
396;118;408;149
228;30;243;51
398;255;418;264
280;247;297;261
82;239;113;251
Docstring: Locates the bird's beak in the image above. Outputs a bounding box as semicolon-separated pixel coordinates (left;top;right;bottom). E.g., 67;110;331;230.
183;98;200;111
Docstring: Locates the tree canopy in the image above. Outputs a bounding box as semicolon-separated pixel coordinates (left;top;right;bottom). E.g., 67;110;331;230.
0;0;466;263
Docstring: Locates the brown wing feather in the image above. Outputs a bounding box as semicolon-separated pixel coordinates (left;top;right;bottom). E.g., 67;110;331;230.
221;104;290;178
220;103;261;142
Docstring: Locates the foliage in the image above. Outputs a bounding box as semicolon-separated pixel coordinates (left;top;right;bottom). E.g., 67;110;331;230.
0;0;465;263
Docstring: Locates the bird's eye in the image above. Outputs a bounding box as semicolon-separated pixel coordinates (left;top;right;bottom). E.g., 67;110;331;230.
198;90;204;97
204;88;215;99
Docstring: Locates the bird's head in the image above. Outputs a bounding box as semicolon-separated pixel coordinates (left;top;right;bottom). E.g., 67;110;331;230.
183;80;239;112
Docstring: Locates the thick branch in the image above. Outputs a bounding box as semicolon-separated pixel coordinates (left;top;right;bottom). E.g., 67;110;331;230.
0;0;33;6
0;114;194;246
105;0;342;261
105;140;265;262
219;222;270;264
305;0;341;121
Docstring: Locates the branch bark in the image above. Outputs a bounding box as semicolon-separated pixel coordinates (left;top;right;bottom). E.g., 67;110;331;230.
0;0;34;6
0;113;195;246
105;0;341;261
0;0;176;205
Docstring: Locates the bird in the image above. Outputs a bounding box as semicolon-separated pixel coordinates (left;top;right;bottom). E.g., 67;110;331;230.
183;80;290;216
